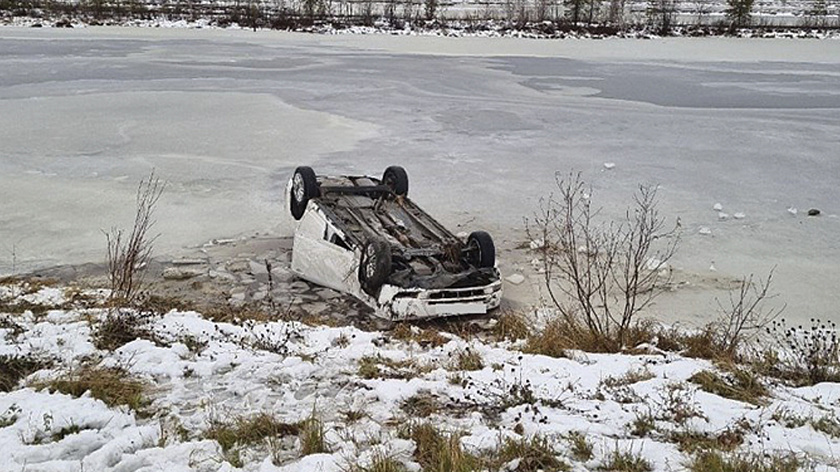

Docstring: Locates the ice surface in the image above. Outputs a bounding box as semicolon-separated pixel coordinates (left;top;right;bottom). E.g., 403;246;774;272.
0;28;838;326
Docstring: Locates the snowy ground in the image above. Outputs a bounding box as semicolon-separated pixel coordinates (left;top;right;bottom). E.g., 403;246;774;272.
1;28;839;328
1;281;839;472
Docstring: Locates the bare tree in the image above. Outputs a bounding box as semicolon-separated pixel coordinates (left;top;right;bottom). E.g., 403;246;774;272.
105;170;165;304
528;172;679;351
424;0;438;20
647;0;677;34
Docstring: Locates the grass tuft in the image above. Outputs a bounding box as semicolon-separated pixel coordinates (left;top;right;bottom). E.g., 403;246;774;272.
392;323;449;348
598;447;652;472
687;451;800;472
567;431;594;461
451;348;484;371
405;422;481;472
358;354;431;380
493;310;532;340
300;408;329;456
351;449;409;472
495;434;570;472
205;412;301;466
0;354;52;392
92;310;154;351
41;365;147;411
688;368;768;405
668;429;743;453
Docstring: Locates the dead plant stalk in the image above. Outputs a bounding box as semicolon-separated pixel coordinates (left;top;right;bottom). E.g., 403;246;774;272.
105;171;165;303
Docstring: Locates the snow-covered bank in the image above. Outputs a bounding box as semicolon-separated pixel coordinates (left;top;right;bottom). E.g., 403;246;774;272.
2;281;838;471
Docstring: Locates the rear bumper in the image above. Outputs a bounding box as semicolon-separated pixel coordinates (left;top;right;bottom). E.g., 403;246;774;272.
376;276;503;321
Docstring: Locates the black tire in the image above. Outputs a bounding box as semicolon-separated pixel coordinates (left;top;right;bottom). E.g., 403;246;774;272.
290;166;319;220
382;166;409;197
359;239;392;296
467;231;496;268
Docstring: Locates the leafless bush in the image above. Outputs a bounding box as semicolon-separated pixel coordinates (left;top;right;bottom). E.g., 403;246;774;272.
708;269;784;359
528;172;679;351
105;171;165;304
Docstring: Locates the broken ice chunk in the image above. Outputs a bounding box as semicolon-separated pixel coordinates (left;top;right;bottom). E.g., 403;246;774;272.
506;274;526;285
529;238;545;250
699;227;712;235
787;207;798;215
713;203;723;211
718;212;729;220
604;162;616;170
733;212;745;219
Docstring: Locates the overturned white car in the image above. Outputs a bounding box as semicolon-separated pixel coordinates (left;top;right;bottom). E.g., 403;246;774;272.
287;166;502;321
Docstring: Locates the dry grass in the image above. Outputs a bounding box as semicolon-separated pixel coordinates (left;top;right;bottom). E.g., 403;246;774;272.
404;423;481;472
668;428;743;454
0;354;52;392
566;431;594;461
495;435;570;472
688;368;768;405
401;391;441;418
205;412;301;467
92;309;156;351
450;348;484;371
525;316;659;356
811;414;840;438
524;317;576;358
203;303;274;324
629;410;656;437
602;367;655;388
687;451;801;472
598;447;652;472
133;293;195;315
347;449;408;472
492;310;532;340
40;365;148;411
358;355;432;380
299;409;328;456
391;323;449;348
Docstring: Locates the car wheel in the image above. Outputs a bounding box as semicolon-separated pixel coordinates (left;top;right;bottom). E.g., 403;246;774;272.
382;166;409;197
359;239;392;296
290;166;319;220
467;231;496;268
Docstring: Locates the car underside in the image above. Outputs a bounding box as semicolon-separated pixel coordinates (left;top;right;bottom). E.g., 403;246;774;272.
288;166;502;320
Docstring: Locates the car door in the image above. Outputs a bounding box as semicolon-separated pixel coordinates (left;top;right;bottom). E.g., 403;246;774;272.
291;206;357;292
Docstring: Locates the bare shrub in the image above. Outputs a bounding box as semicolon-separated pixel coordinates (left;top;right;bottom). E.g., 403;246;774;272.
676;269;784;362
105;171;165;304
528;172;679;352
710;269;784;359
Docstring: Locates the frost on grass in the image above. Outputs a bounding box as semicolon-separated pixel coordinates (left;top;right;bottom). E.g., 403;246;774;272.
0;285;839;471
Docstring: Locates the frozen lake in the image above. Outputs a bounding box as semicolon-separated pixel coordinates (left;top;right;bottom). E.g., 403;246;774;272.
1;28;838;326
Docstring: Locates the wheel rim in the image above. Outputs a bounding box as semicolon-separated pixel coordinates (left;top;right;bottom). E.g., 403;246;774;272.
468;239;481;265
364;245;378;280
383;173;395;193
292;173;305;202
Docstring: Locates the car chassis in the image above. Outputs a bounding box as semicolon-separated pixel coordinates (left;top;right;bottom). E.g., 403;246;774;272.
287;166;502;321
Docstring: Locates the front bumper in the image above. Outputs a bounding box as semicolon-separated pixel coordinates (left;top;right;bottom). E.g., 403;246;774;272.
376;277;503;321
